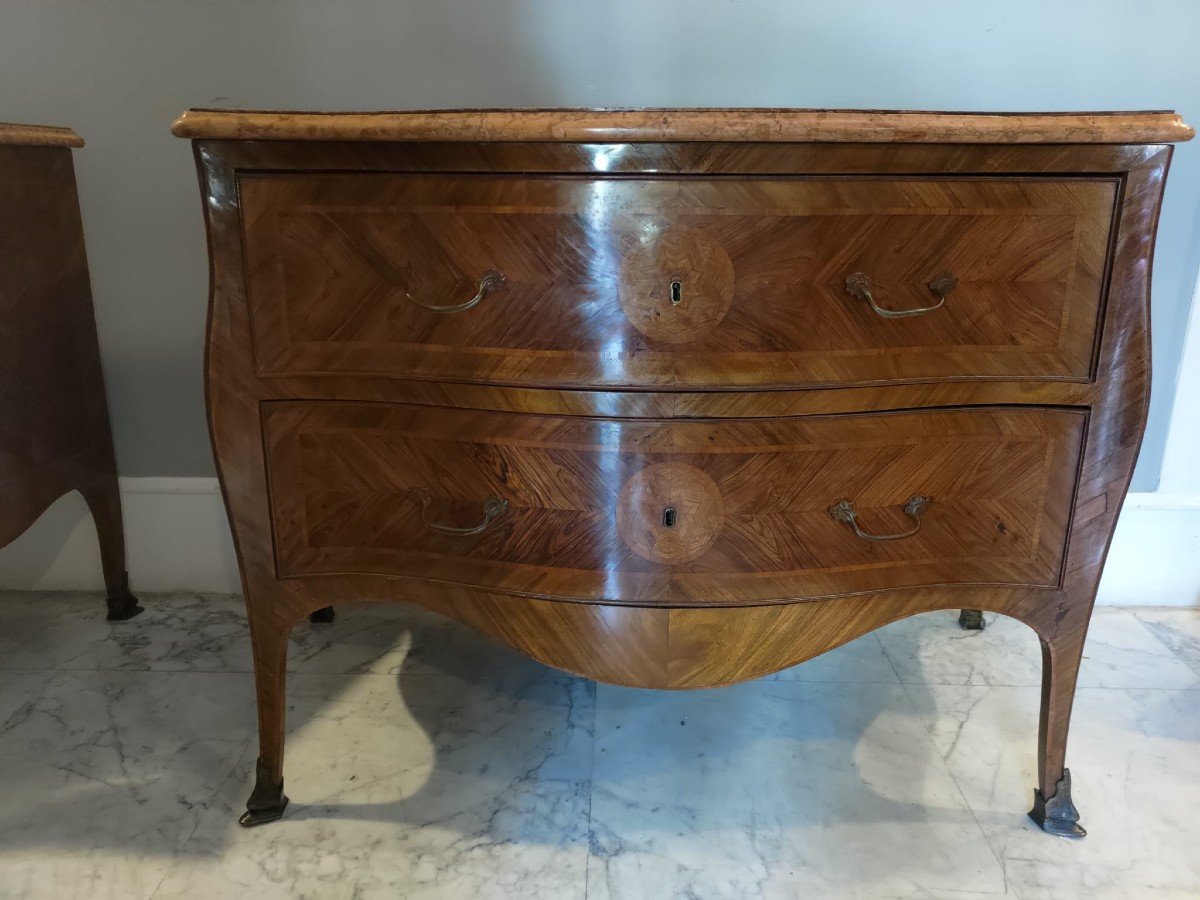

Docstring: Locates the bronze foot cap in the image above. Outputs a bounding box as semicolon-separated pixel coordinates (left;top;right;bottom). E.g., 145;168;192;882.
239;757;289;827
958;608;985;631
1029;768;1086;839
105;573;144;621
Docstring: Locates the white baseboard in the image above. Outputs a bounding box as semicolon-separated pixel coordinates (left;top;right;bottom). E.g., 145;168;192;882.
1;478;1197;606
0;478;241;594
1093;493;1200;606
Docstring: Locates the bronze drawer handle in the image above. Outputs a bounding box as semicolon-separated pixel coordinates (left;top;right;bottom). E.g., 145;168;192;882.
844;272;957;319
406;270;506;314
829;495;931;541
416;489;509;535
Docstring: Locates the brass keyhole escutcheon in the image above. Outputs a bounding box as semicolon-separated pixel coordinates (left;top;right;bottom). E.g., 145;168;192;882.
669;279;683;305
663;507;677;528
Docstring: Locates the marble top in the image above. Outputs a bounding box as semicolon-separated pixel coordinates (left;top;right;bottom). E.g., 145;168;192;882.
0;122;84;149
171;108;1194;144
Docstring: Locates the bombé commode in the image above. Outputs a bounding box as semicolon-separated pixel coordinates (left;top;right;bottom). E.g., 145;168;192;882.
0;123;141;624
172;107;1194;837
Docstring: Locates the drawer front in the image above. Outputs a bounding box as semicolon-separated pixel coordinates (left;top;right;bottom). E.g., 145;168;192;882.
263;403;1084;604
241;174;1115;389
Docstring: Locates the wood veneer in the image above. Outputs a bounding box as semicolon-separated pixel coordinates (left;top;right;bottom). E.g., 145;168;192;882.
0;128;139;619
177;108;1191;837
263;403;1084;603
240;173;1115;388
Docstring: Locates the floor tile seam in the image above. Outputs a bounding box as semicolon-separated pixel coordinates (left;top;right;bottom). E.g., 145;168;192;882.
151;744;259;898
769;677;911;685
1128;611;1200;679
0;664;504;678
895;678;1014;897
6;663;1197;693
583;681;598;900
898;680;1200;690
874;631;908;686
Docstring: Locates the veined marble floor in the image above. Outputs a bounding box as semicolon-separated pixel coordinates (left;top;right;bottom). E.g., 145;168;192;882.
0;593;1198;900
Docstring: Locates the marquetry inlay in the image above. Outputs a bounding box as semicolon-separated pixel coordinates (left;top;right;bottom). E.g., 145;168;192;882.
617;226;735;344
616;461;726;564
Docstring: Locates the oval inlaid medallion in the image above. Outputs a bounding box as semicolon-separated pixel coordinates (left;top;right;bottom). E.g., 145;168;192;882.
617;462;725;565
617;226;735;344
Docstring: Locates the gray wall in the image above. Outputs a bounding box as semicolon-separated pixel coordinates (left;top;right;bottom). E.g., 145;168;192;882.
2;0;1197;490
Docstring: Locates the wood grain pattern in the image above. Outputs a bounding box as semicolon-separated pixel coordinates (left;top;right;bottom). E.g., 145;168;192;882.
391;584;1076;689
198;138;1172;178
178;108;1189;828
0;140;136;619
241;174;1116;388
618;226;735;344
171;107;1195;144
263;403;1084;604
617;461;725;564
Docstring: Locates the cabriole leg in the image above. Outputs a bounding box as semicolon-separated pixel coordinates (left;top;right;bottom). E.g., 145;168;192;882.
82;477;142;621
240;608;292;826
1029;629;1087;838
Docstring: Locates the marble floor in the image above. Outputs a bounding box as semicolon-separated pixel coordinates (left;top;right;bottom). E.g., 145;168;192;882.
0;593;1198;899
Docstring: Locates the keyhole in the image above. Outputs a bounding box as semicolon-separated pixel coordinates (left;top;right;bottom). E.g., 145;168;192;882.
669;280;683;305
662;507;677;528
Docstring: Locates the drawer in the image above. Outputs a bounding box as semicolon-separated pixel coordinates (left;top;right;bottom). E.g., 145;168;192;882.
263;403;1085;605
241;174;1116;389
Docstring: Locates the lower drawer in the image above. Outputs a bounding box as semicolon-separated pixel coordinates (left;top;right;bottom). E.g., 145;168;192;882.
263;403;1084;605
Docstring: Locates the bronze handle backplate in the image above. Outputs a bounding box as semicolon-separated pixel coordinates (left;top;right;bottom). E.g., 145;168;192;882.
416;489;509;535
406;270;506;314
829;495;931;541
844;272;957;319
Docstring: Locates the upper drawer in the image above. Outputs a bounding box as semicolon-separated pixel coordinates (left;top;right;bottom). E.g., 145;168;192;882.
240;174;1117;388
